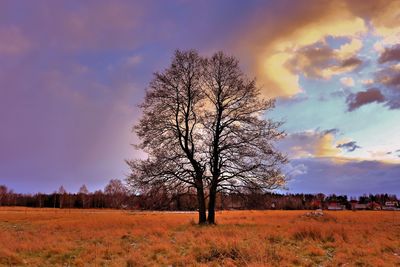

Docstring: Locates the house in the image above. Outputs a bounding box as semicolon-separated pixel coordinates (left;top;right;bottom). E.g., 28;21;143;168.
382;201;399;210
311;200;322;209
351;203;368;210
327;202;345;210
350;200;358;210
367;202;381;210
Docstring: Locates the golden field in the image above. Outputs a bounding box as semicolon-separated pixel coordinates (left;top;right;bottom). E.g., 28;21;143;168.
0;208;399;266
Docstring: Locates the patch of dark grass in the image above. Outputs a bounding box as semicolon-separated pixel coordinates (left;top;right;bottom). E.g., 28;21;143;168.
293;227;323;241
196;245;247;264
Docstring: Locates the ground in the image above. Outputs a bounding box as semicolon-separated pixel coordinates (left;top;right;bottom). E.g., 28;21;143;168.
0;208;399;266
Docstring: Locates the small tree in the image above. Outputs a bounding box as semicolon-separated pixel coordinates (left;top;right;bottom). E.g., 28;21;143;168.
104;179;128;209
36;192;43;208
58;186;67;209
78;184;89;208
128;50;287;224
93;190;105;208
0;185;8;206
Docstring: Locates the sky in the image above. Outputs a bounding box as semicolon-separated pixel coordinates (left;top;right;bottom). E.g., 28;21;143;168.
1;0;399;196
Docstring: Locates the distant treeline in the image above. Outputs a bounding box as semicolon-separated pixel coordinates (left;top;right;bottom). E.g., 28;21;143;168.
0;180;398;210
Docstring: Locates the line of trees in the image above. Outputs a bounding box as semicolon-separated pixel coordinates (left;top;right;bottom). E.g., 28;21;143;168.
1;183;397;210
0;179;128;209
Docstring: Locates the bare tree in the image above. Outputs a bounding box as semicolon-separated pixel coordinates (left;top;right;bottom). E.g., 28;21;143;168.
0;185;8;206
78;184;89;208
58;186;67;209
128;50;287;224
36;192;43;208
104;179;128;209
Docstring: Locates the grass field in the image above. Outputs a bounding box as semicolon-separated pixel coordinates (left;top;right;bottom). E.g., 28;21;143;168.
0;208;399;266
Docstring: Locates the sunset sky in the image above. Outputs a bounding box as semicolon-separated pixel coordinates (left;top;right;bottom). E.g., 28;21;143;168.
1;0;400;195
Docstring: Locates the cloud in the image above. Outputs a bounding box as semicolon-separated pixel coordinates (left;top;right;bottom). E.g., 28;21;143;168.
376;66;400;88
279;129;341;159
336;39;363;59
58;2;144;51
378;45;400;63
2;1;154;53
279;127;400;164
340;77;355;87
361;79;374;85
314;129;342;157
336;141;361;152
286;42;362;80
346;88;385;111
0;52;142;193
125;55;142;66
365;1;400;41
385;73;400;87
276;93;309;106
286;42;335;79
235;0;368;97
0;26;31;55
373;64;400;109
385;98;400;110
386;149;400;155
288;158;400;195
285;163;308;177
232;0;400;98
391;149;400;158
340;57;362;68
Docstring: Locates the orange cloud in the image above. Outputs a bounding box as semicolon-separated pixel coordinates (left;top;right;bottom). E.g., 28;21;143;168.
281;130;341;159
236;1;367;97
314;131;340;157
281;129;400;164
340;77;355;87
236;0;400;98
365;1;400;41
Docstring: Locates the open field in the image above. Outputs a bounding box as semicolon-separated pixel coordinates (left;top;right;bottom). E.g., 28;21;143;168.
0;208;399;266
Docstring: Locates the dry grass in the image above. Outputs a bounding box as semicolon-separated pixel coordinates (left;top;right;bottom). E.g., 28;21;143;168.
0;208;399;266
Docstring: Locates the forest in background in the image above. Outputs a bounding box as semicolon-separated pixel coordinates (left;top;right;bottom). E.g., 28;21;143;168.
1;180;398;211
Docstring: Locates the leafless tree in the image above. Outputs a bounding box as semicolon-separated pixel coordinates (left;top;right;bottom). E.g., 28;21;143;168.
93;190;105;208
36;192;43;208
0;185;8;206
58;185;67;209
128;50;287;224
78;184;89;208
104;179;128;209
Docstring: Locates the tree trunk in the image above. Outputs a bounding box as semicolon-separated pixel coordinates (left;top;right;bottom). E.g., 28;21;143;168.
176;194;181;210
195;179;207;224
207;184;217;224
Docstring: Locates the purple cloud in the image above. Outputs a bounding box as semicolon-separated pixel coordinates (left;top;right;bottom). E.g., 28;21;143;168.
373;66;400;109
0;0;260;193
336;141;361;152
0;26;31;55
288;158;400;196
378;45;400;64
340;57;362;68
287;42;363;79
346;88;385;111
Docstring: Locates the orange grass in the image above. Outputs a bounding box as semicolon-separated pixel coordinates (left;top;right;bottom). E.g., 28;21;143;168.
0;208;399;266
